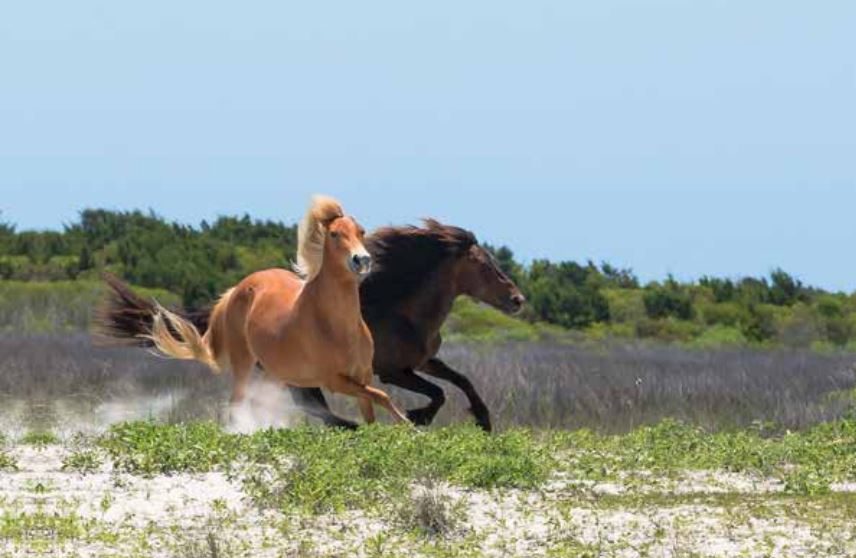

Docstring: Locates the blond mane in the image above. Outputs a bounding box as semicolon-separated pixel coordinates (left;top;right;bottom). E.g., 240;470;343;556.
293;195;344;281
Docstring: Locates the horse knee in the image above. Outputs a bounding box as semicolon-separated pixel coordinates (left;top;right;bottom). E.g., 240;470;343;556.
423;383;445;407
373;391;393;406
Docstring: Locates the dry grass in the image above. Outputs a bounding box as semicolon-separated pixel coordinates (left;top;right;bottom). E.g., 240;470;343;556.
0;334;854;433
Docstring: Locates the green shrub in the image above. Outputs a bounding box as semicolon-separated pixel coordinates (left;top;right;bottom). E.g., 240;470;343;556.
443;297;540;342
698;301;744;327
643;282;694;320
690;325;748;349
635;318;701;343
775;303;823;348
602;288;646;324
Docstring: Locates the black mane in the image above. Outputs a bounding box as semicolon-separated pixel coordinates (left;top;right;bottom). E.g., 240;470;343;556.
359;219;477;315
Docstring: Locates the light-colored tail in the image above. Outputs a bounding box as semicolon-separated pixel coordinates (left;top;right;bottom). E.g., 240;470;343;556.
293;195;344;281
145;304;221;373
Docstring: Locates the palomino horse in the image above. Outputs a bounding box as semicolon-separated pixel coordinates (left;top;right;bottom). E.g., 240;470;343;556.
139;196;409;425
98;220;523;430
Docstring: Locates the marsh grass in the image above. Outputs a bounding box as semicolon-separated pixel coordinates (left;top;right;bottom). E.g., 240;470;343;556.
432;342;856;431
0;281;180;334
2;334;854;433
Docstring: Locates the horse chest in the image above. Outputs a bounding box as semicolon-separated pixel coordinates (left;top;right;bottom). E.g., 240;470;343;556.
320;325;373;374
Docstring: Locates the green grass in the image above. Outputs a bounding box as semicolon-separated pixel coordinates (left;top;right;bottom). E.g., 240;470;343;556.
20;431;59;447
61;449;103;474
99;416;856;514
100;422;550;513
0;433;17;471
0;452;16;472
443;297;563;343
551;417;856;494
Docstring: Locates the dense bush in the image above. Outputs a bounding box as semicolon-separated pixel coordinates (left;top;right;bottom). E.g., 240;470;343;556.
2;209;856;348
643;278;694;320
0;210;295;307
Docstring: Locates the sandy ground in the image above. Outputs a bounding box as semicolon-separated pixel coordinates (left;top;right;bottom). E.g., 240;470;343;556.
1;442;855;558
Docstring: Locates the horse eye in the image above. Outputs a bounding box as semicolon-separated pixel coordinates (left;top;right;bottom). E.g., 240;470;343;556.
330;231;340;239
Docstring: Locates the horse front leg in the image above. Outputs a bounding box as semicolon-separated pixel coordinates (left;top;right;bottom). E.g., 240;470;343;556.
419;358;492;432
378;369;446;426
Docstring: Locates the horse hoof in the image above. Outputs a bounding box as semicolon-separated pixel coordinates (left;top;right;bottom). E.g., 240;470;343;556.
406;409;432;426
467;407;492;432
328;420;358;430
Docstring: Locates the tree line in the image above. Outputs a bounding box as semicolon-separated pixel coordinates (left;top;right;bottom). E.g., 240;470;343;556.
2;210;854;349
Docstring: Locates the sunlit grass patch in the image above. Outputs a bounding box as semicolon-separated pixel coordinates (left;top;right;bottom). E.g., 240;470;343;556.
0;509;118;553
551;417;856;494
101;422;551;513
61;449;103;474
98;415;856;518
0;433;17;471
20;430;59;447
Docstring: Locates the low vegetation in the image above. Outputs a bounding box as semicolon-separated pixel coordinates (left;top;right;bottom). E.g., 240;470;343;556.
554;417;856;495
96;417;856;506
4;418;856;557
101;422;548;512
2;330;856;556
4;334;854;433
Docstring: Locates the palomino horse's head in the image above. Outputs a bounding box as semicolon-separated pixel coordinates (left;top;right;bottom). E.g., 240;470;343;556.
326;215;372;278
296;195;372;281
457;244;525;315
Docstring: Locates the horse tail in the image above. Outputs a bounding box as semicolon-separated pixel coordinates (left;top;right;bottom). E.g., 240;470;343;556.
293;195;344;281
145;300;223;374
94;272;211;346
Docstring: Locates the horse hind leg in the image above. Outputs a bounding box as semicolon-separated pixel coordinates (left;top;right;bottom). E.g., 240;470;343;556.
327;375;410;425
226;348;258;432
357;398;375;424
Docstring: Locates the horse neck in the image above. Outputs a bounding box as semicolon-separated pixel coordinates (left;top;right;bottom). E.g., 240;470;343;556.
303;259;362;329
403;260;461;336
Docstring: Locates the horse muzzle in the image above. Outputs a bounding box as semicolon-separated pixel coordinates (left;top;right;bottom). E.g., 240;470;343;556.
349;253;372;276
507;293;526;314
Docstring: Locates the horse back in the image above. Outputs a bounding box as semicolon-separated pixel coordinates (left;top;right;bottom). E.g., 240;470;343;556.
235;269;304;335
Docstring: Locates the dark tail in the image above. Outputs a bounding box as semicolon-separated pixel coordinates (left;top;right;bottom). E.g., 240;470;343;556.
93;272;211;346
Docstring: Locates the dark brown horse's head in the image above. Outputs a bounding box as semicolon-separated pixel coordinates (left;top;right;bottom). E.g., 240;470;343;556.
360;219;525;316
455;244;525;315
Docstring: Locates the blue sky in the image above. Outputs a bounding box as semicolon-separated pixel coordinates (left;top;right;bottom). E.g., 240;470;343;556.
1;2;854;290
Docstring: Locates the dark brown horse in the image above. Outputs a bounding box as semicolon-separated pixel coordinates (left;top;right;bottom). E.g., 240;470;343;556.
97;219;524;431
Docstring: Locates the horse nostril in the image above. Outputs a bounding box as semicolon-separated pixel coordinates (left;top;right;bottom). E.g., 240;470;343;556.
511;294;525;307
351;254;371;273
